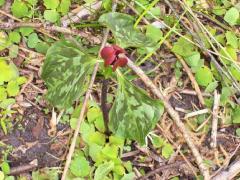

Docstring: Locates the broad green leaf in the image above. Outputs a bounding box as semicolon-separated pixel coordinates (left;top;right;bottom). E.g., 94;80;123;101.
99;12;156;48
109;76;164;145
195;66;213;87
43;0;59;9
94;161;114;180
7;80;20;96
0;60;19;85
162;143;174;159
32;169;59;180
102;144;119;160
232;106;240;124
113;165;125;176
109;135;124;149
11;0;29;18
27;33;40;48
87;132;106;146
9;44;19;58
87;107;102;123
225;31;238;48
172;36;195;57
220;46;237;64
151;135;165;148
230;64;240;81
224;7;239;26
80;121;95;141
220;87;233;105
19;27;34;37
41;40;96;109
0;98;15;109
35;42;49;54
44;9;60;23
146;24;162;42
17;76;27;85
0;0;5;6
1;161;10;174
70;156;90;177
8;31;21;43
58;0;71;15
0;87;7;101
94;116;106;133
89;143;104;163
184;52;204;72
205;81;218;93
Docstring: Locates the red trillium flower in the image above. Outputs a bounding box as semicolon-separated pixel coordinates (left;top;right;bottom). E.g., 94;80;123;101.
100;45;128;71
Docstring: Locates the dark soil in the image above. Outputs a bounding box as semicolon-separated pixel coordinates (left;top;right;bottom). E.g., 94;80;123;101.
0;107;69;168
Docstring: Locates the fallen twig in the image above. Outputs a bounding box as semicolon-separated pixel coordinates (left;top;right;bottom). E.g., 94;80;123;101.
184;109;209;119
212;159;240;180
210;90;220;149
9;159;38;175
61;1;102;27
126;58;210;179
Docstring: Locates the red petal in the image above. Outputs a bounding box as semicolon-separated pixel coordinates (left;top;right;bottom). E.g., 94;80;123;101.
100;46;115;60
112;45;126;55
112;60;120;71
117;57;128;67
104;55;116;66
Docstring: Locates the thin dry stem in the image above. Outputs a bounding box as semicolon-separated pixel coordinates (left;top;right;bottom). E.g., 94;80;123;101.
126;58;210;179
210;90;220;149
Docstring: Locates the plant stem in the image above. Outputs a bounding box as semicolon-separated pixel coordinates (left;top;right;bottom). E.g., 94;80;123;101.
101;79;109;133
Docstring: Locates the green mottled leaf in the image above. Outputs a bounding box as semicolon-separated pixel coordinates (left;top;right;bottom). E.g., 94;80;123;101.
41;40;96;109
236;128;240;137
224;7;239;26
99;12;156;48
109;76;164;145
94;161;114;180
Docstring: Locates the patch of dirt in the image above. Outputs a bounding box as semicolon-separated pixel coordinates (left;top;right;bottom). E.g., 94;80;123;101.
0;107;69;168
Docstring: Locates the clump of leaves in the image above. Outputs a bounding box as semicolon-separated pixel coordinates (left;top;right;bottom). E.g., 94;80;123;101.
0;58;26;134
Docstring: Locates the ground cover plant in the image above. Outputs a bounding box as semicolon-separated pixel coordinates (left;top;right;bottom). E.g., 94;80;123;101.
0;0;240;179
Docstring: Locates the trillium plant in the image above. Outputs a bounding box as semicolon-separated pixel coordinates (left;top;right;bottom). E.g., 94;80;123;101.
41;12;164;145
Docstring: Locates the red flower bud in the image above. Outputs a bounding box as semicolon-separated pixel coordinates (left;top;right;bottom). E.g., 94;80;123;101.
100;45;128;71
